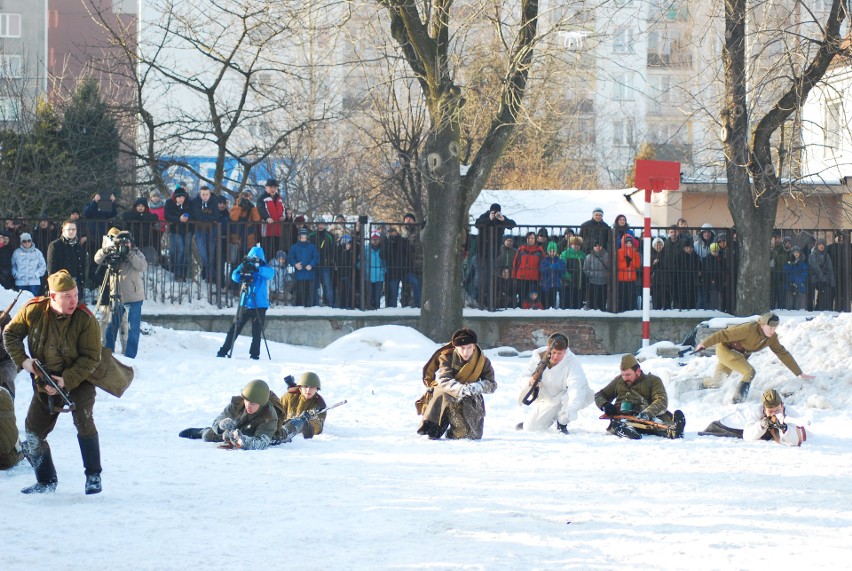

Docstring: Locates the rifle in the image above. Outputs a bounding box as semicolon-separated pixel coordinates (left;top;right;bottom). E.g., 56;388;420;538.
305;399;348;418
599;413;671;432
0;290;22;329
32;360;76;413
222;400;349;449
522;352;550;405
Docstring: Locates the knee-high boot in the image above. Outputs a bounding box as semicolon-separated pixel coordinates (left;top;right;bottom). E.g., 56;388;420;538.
78;434;102;495
20;439;58;494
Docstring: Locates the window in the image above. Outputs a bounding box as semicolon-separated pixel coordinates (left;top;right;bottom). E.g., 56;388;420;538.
613;119;634;146
0;97;20;121
0;14;21;38
824;99;842;155
612;74;633;101
0;55;22;78
613;28;634;54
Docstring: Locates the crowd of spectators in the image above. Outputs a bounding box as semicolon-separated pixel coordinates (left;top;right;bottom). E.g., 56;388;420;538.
1;193;850;314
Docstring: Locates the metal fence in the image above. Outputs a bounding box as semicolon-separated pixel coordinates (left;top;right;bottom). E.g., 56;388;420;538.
2;216;850;313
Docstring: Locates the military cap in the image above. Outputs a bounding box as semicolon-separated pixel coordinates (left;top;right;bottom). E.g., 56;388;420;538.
47;269;77;292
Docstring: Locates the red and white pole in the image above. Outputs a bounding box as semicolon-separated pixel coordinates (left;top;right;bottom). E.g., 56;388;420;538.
641;185;654;348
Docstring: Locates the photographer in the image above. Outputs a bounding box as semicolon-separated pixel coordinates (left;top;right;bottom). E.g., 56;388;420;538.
217;244;274;360
94;228;147;359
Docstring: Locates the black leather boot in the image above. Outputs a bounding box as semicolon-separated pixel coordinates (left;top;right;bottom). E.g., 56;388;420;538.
21;440;58;494
732;381;750;404
78;434;102;495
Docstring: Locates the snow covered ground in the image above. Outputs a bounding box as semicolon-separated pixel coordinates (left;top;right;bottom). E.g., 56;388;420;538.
3;290;852;570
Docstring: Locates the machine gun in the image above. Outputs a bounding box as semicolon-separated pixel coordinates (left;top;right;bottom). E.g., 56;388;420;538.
521;352;550;405
0;290;22;330
33;360;76;413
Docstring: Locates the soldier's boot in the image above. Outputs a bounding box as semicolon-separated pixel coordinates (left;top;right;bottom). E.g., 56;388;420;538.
668;410;686;439
279;417;307;444
732;381;751;404
20;440;58;494
608;419;642;440
556;421;569;435
78;434;102;495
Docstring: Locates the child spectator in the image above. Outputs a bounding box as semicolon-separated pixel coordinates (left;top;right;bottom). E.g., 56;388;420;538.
616;235;641;311
288;228;319;307
539;242;566;309
560;236;585;309
521;289;544;310
784;247;808;310
365;230;386;309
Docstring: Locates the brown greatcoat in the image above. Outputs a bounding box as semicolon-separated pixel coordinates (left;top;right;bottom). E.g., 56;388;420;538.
419;346;497;440
0;387;23;469
701;321;803;376
280;390;327;438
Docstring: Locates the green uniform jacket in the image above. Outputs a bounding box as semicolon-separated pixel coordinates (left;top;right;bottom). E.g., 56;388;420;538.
594;371;669;418
280;391;327;436
212;396;278;449
702;321;802;376
3;297;101;392
0;387;22;469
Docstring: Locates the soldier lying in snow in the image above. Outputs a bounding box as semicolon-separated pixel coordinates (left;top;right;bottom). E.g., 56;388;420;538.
699;388;807;446
179;377;324;449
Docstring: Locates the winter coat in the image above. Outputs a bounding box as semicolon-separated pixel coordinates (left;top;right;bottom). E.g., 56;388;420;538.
310;230;336;266
164;198;191;235
232;245;274;308
289;240;320;281
189;194;218;236
211;396;278;450
616;240;641;283
93;247;148;304
703;253;724;291
741;404;805;444
365;244;386;283
229;202;261;247
121;199;160;248
784;258;809;295
496;244;517;271
46;237;86;285
256;192;285;238
0;386;22;470
594;371;670;419
539;255;566;291
693;228;716;260
583;248;610;285
512;244;544;281
83;199;118;243
578;218;612;253
383;234;410;279
474;210;517;262
11;245;46;287
701;320;803;376
808;248;835;287
560;247;585;290
280;390;327;437
520;346;592;430
3;297;101;392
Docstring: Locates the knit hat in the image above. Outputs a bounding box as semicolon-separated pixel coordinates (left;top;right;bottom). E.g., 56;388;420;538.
758;312;780;327
762;389;783;409
173;188;188;199
503;235;514;243
593;207;604;215
19;232;32;242
370;229;381;239
340;235;352;244
299;227;309;236
265;178;279;187
546;241;558;253
709;242;720;253
451;328;477;347
47;269;77;292
620;354;639;371
489;203;501;212
652;237;664;248
717;232;728;242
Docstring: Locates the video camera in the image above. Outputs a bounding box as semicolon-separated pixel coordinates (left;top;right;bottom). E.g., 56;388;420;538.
238;255;262;280
105;231;133;266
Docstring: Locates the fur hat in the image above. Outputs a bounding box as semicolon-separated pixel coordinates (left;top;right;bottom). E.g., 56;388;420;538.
451;328;477;347
762;389;783;409
47;269;77;292
620;354;639;371
758;312;780;327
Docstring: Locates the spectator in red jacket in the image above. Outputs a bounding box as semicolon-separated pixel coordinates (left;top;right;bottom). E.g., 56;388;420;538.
512;231;544;302
616;234;641;311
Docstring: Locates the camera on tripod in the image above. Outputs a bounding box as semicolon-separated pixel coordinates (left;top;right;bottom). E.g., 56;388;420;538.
238;255;262;281
105;231;132;266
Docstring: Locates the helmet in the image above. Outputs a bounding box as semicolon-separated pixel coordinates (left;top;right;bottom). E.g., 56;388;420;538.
297;372;321;390
241;380;270;406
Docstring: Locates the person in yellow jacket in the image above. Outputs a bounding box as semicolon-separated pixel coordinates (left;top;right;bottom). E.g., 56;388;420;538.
695;312;814;403
280;372;327;439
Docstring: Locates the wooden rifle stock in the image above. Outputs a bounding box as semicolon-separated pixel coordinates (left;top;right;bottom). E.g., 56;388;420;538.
522;353;550;405
0;290;22;329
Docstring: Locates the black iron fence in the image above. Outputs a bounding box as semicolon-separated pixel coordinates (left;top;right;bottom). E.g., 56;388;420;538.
2;216;849;313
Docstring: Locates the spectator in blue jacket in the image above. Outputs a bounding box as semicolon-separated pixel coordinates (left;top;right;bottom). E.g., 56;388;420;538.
539;242;566;309
217;244;274;359
784;247;809;310
365;229;387;309
289;227;319;307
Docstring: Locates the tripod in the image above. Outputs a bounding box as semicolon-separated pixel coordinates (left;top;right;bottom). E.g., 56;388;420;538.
222;278;271;360
96;261;126;351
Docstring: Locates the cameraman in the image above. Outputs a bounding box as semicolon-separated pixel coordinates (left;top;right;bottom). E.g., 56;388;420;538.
94;228;147;358
217;244;274;360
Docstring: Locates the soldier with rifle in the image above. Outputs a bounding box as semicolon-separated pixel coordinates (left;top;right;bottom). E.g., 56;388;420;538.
595;354;686;440
515;332;592;434
3;269;104;494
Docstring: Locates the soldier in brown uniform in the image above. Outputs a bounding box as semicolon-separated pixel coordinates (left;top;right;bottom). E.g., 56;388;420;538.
280;372;327;439
3;269;103;494
416;328;497;440
0;386;23;470
695;312;814;403
595;354;685;439
201;380;280;450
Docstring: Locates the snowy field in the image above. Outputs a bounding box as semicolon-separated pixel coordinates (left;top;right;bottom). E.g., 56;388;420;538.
3;293;852;570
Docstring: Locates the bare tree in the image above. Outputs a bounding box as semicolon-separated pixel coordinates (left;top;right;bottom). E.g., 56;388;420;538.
721;0;848;314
